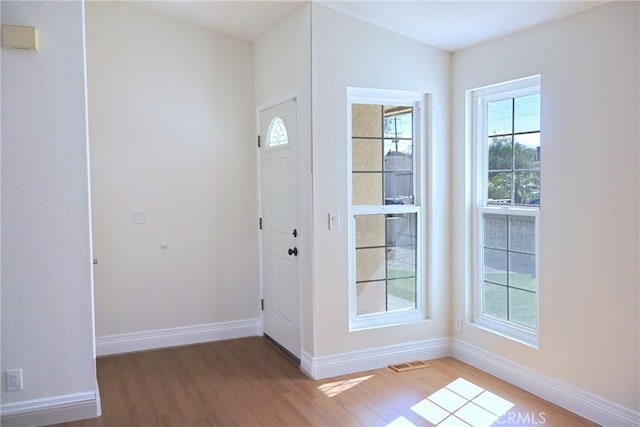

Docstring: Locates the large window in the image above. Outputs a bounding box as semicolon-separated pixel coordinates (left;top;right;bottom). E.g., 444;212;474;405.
471;76;541;345
348;89;426;329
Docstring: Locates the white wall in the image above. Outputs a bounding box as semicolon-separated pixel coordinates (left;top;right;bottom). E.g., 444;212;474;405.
311;4;451;356
452;1;639;412
254;4;313;355
1;0;99;418
86;3;258;337
3;1;633;424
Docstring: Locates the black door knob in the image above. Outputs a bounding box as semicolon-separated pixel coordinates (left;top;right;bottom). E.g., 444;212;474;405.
288;247;298;256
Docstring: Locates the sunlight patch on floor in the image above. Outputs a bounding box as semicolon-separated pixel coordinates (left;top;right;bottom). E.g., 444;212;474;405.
386;416;418;426
387;377;514;427
318;375;374;398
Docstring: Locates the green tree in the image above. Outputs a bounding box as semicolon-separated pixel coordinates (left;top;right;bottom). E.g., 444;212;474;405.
488;136;540;205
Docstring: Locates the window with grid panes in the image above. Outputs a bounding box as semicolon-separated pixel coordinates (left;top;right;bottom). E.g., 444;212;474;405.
348;89;425;329
471;76;541;345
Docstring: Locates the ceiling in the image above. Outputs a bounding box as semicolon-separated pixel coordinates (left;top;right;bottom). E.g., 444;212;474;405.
136;0;606;52
135;1;306;43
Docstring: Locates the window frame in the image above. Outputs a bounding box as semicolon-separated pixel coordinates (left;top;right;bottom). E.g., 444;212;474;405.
470;75;541;347
347;88;428;330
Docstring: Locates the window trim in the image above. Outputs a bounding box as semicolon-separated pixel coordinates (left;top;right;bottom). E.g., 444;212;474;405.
469;75;541;347
347;88;428;331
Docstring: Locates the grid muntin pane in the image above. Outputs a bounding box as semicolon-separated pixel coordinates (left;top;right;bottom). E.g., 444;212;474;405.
487;96;540;207
355;213;417;314
482;213;536;327
352;104;414;206
352;102;419;318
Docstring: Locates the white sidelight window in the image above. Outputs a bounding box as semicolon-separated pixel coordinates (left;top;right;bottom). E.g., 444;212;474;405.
348;88;427;330
470;76;541;345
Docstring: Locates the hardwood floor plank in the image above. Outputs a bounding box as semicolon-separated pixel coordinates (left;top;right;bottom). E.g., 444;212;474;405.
281;390;337;426
51;337;597;427
309;396;366;427
343;401;388;426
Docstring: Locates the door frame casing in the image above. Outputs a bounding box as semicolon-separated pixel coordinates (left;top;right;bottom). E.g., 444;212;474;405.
256;93;303;360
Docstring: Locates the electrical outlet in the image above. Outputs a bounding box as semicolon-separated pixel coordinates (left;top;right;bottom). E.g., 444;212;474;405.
6;369;23;392
131;209;146;224
456;316;463;332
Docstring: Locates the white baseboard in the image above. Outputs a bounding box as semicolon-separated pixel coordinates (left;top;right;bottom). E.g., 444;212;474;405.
301;337;451;380
451;338;640;427
96;318;260;356
0;391;100;427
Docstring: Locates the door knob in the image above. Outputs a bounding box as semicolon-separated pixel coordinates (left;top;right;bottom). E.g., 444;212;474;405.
288;247;298;256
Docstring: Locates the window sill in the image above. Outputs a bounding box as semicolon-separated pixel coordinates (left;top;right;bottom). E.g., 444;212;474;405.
349;309;425;332
471;315;539;349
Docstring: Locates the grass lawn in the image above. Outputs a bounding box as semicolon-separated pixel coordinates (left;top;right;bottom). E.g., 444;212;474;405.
387;268;416;303
370;268;537;328
483;272;537;329
381;269;536;330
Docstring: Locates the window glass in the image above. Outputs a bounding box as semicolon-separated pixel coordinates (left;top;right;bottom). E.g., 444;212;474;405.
352;104;382;138
349;91;424;329
486;96;541;208
352;174;383;205
473;76;540;342
352;104;414;206
488;136;512;171
354;213;417;316
482;213;538;326
487;98;512;136
514;94;541;134
352;139;382;172
266;117;288;147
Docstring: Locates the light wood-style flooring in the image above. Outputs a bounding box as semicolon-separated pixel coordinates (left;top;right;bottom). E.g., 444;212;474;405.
54;337;597;427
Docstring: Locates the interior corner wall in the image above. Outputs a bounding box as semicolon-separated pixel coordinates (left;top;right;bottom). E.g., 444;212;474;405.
85;2;258;337
311;4;451;357
1;0;98;411
253;3;313;356
451;1;639;411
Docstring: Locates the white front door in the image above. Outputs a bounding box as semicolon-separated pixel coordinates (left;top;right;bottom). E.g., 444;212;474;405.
259;99;300;359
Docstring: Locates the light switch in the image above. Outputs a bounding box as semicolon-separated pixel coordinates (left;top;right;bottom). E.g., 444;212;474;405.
131;209;146;224
2;25;38;51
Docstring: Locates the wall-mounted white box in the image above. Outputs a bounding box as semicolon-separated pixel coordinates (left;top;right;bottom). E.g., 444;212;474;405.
1;25;38;50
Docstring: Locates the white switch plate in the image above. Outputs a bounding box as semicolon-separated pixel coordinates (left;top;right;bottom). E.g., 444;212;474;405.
328;211;340;230
131;209;146;224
